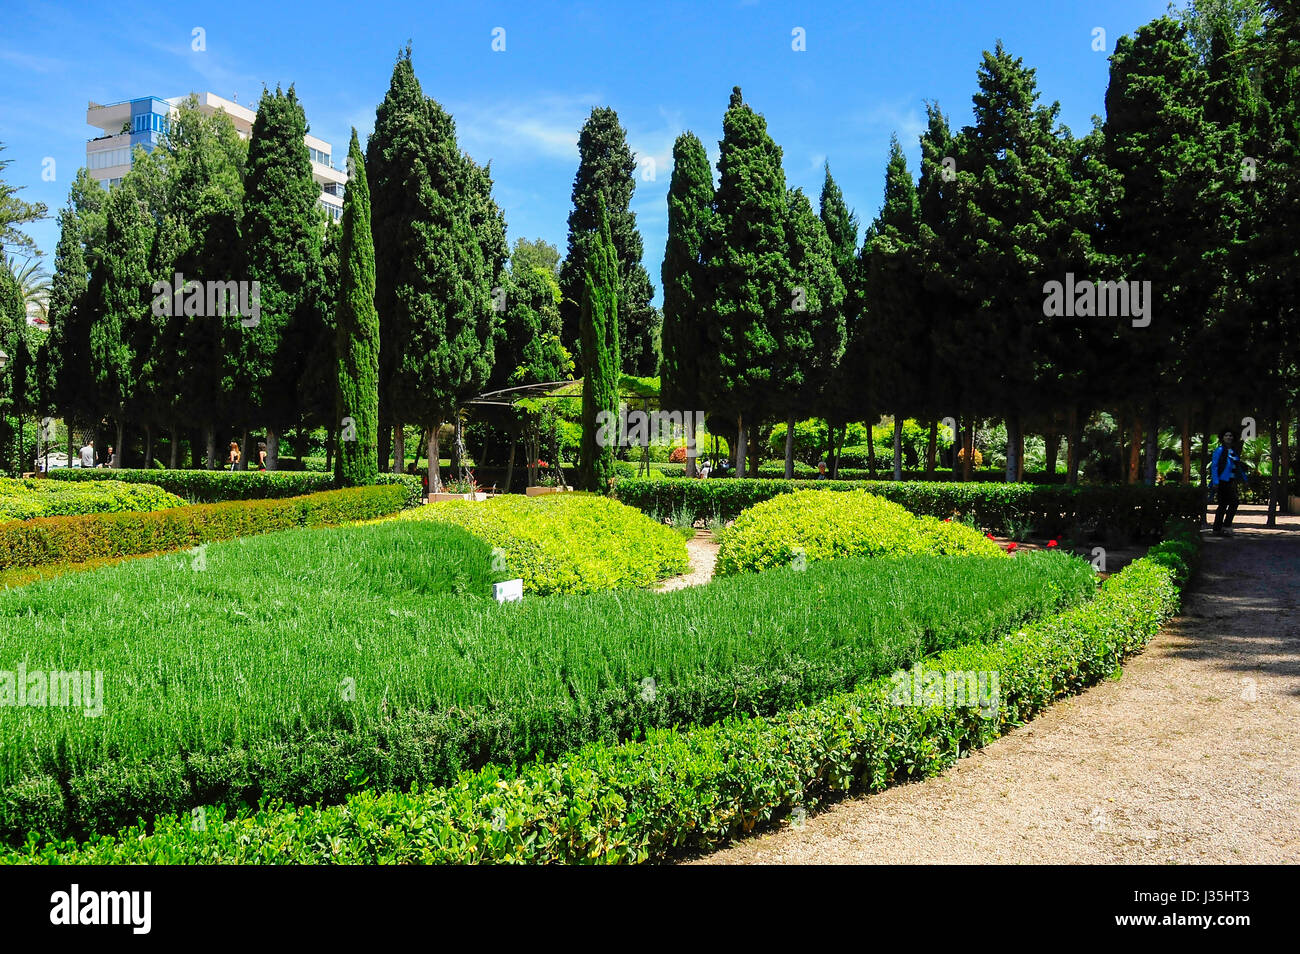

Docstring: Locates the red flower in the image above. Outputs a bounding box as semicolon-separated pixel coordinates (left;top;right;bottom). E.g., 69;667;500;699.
943;517;952;523
1006;542;1018;552
985;533;995;540
537;460;548;468
1047;539;1058;548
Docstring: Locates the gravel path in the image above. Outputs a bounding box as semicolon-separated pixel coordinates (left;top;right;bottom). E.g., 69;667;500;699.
657;531;719;592
697;504;1300;865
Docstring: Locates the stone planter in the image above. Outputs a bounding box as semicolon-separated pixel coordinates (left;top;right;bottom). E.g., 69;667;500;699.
427;491;488;503
525;485;571;497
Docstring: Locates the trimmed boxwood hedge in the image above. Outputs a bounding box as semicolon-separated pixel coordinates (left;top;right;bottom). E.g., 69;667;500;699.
0;484;413;571
0;477;185;521
0;530;1197;864
44;467;422;507
715;490;1004;575
614;477;1202;538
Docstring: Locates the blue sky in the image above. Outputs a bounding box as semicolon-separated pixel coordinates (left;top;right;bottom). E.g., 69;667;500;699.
3;0;1171;303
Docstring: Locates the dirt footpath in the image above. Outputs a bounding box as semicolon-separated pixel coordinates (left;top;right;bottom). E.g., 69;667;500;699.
697;505;1300;865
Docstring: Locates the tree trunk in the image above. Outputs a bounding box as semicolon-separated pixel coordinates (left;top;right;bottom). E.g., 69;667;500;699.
114;419;125;469
143;424;153;468
1016;429;1025;482
1200;411;1212;527
892;416;903;481
1180;408;1192;485
267;427;279;471
240;430;252;471
685;411;698;478
1004;414;1021;483
1281;407;1292;514
1267;417;1280;527
1128;416;1142;485
450;417;462;475
427;425;441;493
925;419;937;479
1066;405;1080;486
1044;422;1060;477
378;413;391;474
962;421;974;482
393;424;405;475
1143;401;1158;485
735;415;747;478
867;424;876;476
505;437;516;493
784;412;796;479
204;424;216;470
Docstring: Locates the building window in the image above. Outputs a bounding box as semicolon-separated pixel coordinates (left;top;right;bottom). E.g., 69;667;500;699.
88;147;131;170
133;112;169;135
309;147;331;167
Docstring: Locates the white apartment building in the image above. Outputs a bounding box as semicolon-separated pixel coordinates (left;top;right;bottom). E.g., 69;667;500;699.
85;91;346;221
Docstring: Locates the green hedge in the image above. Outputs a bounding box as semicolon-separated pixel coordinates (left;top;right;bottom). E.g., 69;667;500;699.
398;492;689;594
44;467;423;507
715;490;1004;575
614;477;1202;538
0;477;184;522
0;484;412;571
2;531;1196;863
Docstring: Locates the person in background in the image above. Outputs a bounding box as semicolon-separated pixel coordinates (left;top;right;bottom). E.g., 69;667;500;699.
697;459;712;479
257;441;268;471
1209;428;1247;536
816;460;830;480
79;439;95;469
228;441;241;472
105;445;118;468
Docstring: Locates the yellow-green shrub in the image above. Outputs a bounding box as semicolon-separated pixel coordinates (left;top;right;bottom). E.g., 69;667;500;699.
715;490;1003;575
0;477;184;522
399;492;689;594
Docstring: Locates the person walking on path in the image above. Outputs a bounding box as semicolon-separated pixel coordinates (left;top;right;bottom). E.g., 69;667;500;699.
78;439;95;469
227;441;241;472
1210;428;1248;536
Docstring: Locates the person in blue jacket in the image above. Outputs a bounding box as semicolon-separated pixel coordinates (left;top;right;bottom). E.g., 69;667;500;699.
1209;428;1247;535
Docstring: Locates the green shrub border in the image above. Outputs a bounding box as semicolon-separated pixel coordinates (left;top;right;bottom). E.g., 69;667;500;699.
0;484;415;572
3;529;1199;864
44;468;422;508
614;477;1202;538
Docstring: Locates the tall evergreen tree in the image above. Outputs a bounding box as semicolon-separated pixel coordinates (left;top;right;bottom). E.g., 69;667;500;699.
41;171;105;457
577;197;620;493
774;187;845;477
88;165;154;464
366;47;427;472
660;131;714;474
702;87;789;475
816;163;862;476
1103;20;1220;483
334;129;380;487
163;96;247;467
381;82;498;491
861;137;922;481
240;85;325;469
558;107;658;374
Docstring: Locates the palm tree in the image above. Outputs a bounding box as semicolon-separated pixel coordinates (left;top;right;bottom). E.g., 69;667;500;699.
4;254;51;324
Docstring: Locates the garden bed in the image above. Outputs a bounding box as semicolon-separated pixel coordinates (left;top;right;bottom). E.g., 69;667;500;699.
0;521;1095;844
0;530;1197;864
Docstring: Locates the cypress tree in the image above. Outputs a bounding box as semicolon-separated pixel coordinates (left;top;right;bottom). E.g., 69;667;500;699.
817;163;863;475
860;137;922;481
334;129;379;487
577;197;620;493
366;47;426;472
558;107;658;374
660;131;714;473
240;85;324;469
42;171;105;454
88;165;153;464
703;87;789;475
774;187;845;478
